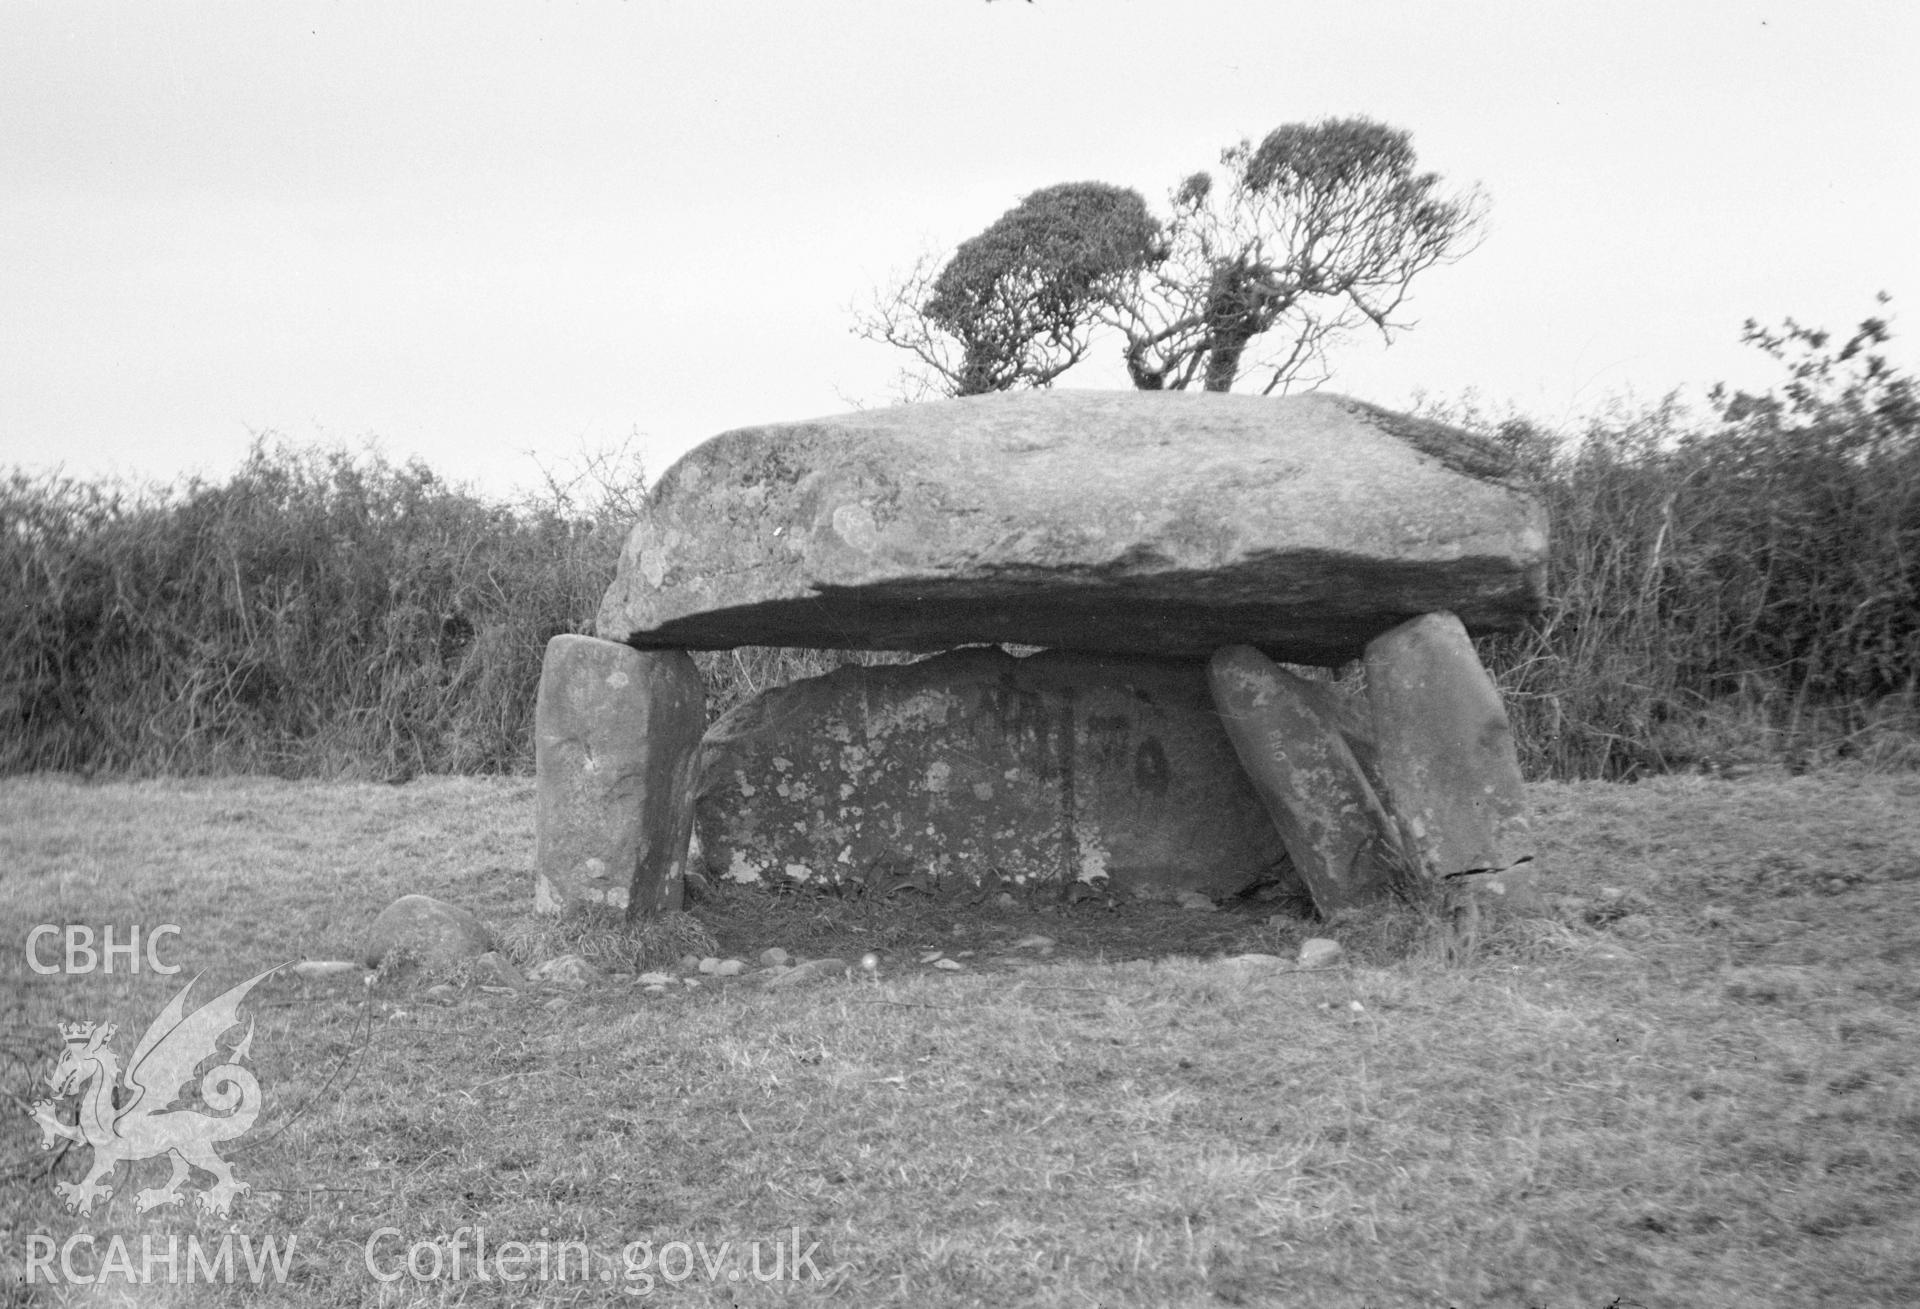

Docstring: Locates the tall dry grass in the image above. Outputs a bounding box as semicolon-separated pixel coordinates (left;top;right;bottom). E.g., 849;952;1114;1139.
1463;306;1919;777
0;439;637;778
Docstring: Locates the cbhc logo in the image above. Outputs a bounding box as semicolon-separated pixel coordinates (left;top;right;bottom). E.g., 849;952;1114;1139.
26;925;181;975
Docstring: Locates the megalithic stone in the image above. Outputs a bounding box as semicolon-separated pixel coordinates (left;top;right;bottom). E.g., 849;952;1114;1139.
534;635;706;919
1364;612;1542;913
1207;645;1397;915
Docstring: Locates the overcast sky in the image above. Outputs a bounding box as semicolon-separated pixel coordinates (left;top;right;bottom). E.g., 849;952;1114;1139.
4;2;1915;498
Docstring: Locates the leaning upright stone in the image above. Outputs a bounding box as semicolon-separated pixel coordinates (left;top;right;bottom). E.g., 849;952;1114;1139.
1207;646;1398;915
1365;612;1541;913
534;635;705;919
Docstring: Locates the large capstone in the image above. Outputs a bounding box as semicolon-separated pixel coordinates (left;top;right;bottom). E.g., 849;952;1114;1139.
596;391;1547;665
695;646;1296;900
534;635;705;917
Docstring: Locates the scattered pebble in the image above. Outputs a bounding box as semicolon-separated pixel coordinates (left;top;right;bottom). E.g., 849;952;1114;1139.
918;950;945;965
1176;891;1217;912
934;958;964;971
994;892;1016;908
468;952;524;990
636;972;675;987
1013;934;1056;951
291;960;358;980
760;947;791;967
1297;938;1345;970
767;958;848;989
678;953;703;971
697;956;721;975
530;955;603;988
714;958;747;977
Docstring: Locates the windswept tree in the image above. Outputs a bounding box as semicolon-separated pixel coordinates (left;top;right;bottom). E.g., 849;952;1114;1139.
855;182;1161;397
857;117;1486;398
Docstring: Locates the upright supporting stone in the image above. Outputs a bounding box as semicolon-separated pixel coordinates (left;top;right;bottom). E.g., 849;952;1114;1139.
535;635;705;919
1364;612;1541;913
698;647;1293;902
1207;645;1398;915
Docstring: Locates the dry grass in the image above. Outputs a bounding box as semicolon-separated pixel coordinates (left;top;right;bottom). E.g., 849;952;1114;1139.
4;770;1919;1307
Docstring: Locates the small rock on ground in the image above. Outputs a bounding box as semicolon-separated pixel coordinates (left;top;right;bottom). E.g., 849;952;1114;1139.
1176;891;1217;912
530;955;604;988
292;960;359;980
1297;938;1345;969
766;958;847;988
759;947;791;967
363;894;493;977
1013;935;1056;951
468;952;524;989
934;958;964;971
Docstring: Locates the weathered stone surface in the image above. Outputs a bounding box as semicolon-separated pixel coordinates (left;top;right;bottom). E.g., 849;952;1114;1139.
597;391;1547;665
363;895;492;977
1208;646;1398;914
695;646;1294;900
1365;612;1543;913
534;635;705;918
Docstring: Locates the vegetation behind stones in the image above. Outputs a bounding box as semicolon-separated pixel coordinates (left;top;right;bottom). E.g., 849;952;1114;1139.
3;307;1913;781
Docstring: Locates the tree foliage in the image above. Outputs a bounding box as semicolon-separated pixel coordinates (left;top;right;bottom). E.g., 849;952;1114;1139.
856;117;1485;398
874;183;1160;396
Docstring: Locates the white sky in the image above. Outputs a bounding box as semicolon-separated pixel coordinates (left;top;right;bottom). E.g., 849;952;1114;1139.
3;1;1915;498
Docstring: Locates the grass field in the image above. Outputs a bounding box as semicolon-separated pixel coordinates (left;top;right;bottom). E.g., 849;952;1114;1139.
4;770;1919;1307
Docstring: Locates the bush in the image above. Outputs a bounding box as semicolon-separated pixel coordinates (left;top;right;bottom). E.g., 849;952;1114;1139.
1;438;637;777
1462;302;1918;778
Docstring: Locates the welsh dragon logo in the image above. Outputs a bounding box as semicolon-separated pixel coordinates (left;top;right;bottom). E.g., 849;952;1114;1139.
31;967;279;1219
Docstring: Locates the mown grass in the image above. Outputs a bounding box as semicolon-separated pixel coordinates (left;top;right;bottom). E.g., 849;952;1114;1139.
4;771;1919;1307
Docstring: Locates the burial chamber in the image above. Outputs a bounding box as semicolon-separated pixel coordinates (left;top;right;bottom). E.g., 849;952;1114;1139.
534;390;1549;921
